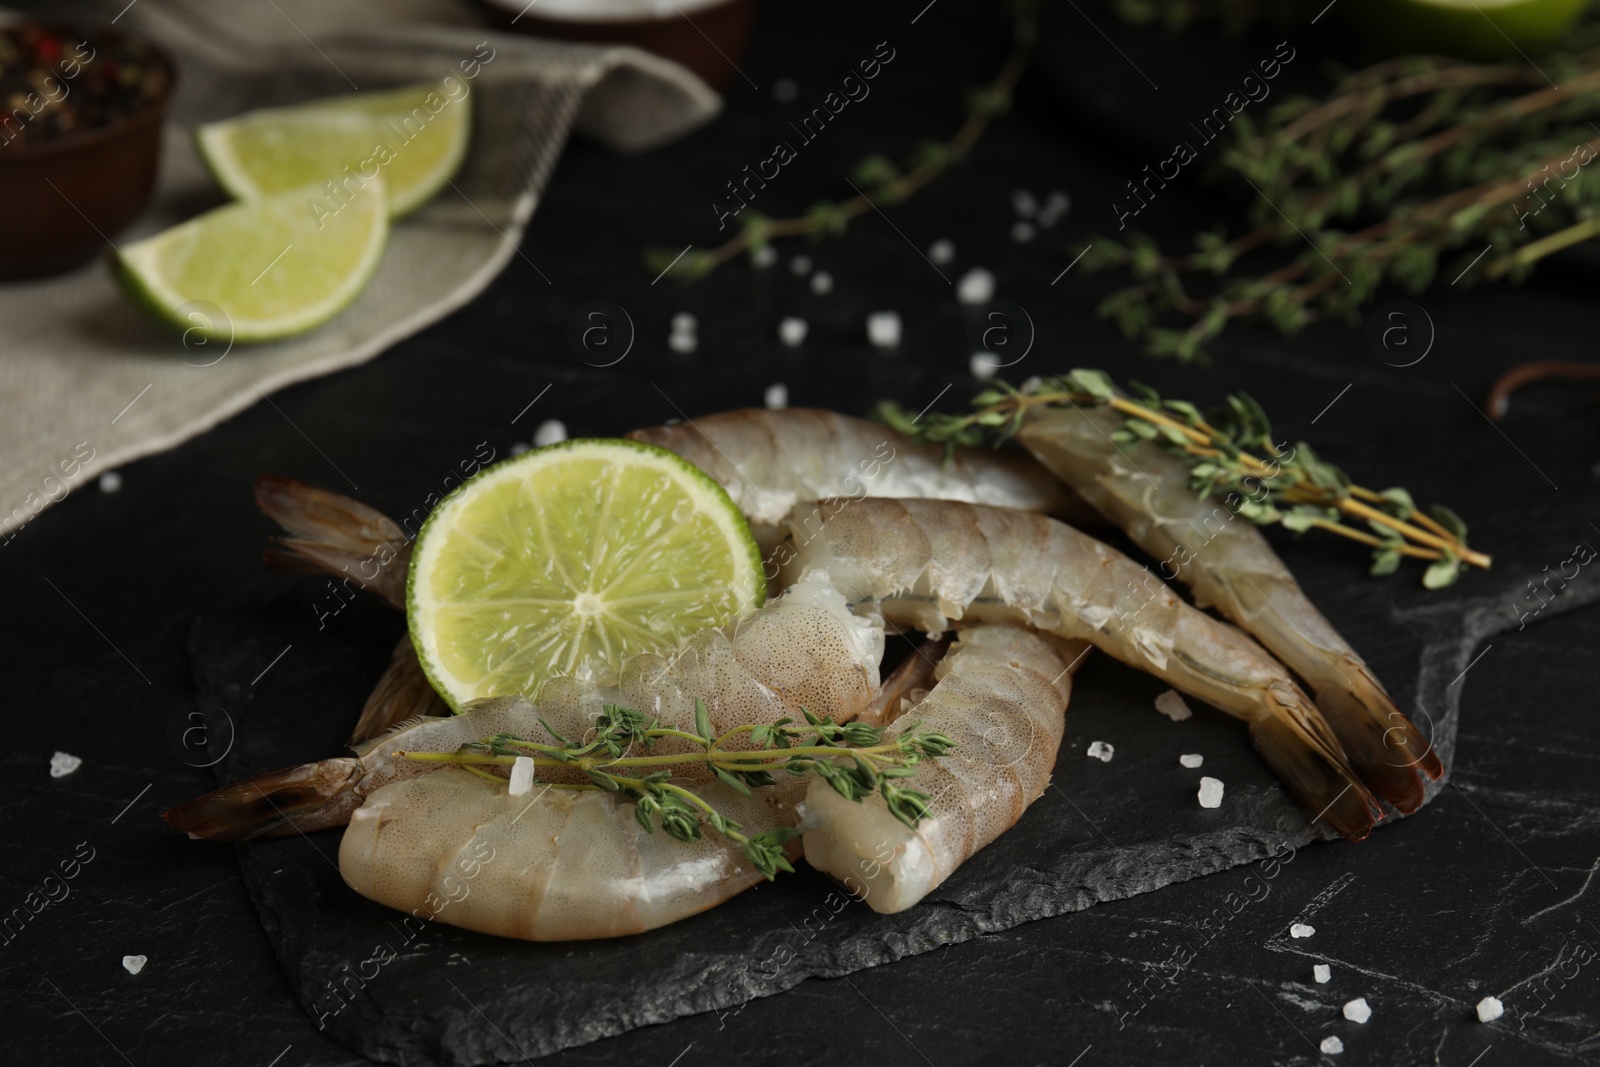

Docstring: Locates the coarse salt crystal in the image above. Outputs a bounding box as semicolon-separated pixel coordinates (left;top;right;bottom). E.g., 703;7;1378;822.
671;312;697;334
1476;996;1503;1022
1314;964;1332;984
1011;189;1038;218
764;383;788;410
1011;221;1036;244
790;255;812;276
956;268;994;305
1197;777;1224;808
1343;997;1371;1024
99;471;122;493
778;316;808;347
1290;923;1316;939
1155;689;1193;721
1038;190;1071;228
508;756;536;797
509;442;531;456
533;420;567;447
1179;753;1204;769
970;353;999;380
1086;741;1114;762
1319;1036;1343;1055
866;311;901;349
50;751;81;778
928;239;955;264
667;331;697;353
773;78;798;102
752;245;778;268
810;271;833;294
122;955;147;975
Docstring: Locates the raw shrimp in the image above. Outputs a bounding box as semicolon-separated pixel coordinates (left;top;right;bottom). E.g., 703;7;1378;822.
1015;404;1442;812
803;627;1087;914
627;408;1091;552
774;497;1386;840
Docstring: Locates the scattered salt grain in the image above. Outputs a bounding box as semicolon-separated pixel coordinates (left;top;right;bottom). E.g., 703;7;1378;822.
1179;753;1204;769
98;471;122;493
1155;689;1193;721
790;254;813;276
764;383;788;410
1086;741;1114;763
752;245;778;268
667;331;697;353
671;312;697;334
1011;188;1038;218
928;239;955;264
533;419;567;447
50;751;81;778
773;78;798;103
970;353;999;380
1037;190;1071;228
1197;777;1224;808
122;955;147;976
956;268;995;305
1476;996;1503;1023
778;316;808;347
508;756;536;797
1343;997;1372;1024
866;311;901;349
1314;964;1332;984
810;270;833;295
1290;923;1316;939
1011;221;1036;244
1319;1036;1344;1055
509;442;531;456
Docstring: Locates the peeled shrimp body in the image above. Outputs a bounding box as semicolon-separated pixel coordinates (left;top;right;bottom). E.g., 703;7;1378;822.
1015;404;1443;811
802;627;1086;914
628;408;1085;550
775;497;1385;840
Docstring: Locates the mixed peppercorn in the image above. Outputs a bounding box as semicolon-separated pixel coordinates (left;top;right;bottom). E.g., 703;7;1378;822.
0;24;169;148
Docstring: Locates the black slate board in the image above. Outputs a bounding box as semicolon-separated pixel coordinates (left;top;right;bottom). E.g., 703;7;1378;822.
190;494;1600;1066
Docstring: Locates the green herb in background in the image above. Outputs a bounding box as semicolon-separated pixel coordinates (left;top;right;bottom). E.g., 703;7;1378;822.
877;369;1489;587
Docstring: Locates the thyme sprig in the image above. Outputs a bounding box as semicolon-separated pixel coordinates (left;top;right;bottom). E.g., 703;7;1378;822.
641;2;1039;283
876;369;1488;587
1079;19;1600;361
401;700;953;880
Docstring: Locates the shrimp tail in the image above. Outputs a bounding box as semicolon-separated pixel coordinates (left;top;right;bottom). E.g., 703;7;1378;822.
1315;663;1444;814
1248;713;1384;841
349;636;449;745
254;475;410;609
162;758;366;841
859;635;949;728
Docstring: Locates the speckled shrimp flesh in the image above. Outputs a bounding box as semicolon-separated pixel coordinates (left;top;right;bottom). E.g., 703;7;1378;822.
163;572;883;842
627;408;1090;553
775;497;1386;840
802;626;1086;914
1015;404;1443;812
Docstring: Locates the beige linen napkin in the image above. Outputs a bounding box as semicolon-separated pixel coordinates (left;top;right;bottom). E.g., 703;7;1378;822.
0;0;718;539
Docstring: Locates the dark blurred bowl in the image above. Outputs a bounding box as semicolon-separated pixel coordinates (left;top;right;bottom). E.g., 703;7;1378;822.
0;24;175;280
475;0;753;90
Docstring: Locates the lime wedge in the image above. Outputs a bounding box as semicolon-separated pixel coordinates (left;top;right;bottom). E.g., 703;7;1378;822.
113;177;388;343
408;439;766;710
196;81;471;217
1346;0;1588;59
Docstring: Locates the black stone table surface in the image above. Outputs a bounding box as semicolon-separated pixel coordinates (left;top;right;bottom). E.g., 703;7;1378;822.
4;2;1599;1065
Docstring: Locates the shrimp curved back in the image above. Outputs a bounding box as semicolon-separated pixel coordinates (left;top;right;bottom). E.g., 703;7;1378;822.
628;408;1091;550
1016;405;1442;811
802;626;1085;913
776;497;1384;840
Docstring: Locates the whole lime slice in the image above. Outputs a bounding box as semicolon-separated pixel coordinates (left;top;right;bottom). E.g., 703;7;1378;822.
113;176;388;343
1346;0;1589;60
407;439;766;710
196;81;471;218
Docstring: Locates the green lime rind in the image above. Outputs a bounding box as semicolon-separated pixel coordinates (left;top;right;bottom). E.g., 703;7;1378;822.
1345;0;1589;60
407;437;767;713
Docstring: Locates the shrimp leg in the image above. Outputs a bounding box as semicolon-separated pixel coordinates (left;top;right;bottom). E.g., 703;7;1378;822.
776;497;1385;840
803;627;1086;913
1015;404;1442;811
